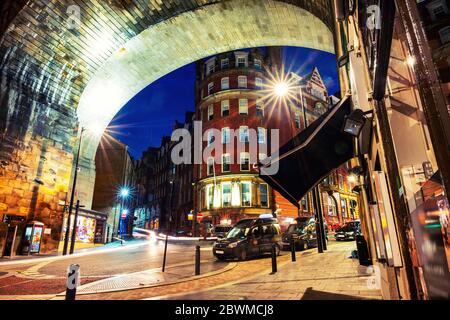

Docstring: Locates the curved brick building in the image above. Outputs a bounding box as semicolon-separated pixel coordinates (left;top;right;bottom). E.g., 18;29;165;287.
194;48;303;229
193;47;358;232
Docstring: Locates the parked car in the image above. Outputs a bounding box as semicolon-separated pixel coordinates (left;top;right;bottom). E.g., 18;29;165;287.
282;218;319;250
212;217;282;261
334;220;361;241
212;225;233;238
175;229;193;237
328;223;342;232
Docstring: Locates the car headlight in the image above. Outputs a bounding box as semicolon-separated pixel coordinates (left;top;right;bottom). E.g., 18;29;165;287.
346;231;355;236
227;242;238;248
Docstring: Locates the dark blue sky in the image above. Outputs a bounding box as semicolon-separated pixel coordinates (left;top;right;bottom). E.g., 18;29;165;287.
110;46;339;159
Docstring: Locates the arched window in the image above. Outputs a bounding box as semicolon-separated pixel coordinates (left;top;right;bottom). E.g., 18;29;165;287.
327;195;337;216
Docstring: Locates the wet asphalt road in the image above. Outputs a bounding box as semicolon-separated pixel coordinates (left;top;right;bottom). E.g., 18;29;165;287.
0;240;216;278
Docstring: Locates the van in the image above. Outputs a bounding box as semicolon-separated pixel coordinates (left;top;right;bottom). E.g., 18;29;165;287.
212;225;233;238
212;218;282;261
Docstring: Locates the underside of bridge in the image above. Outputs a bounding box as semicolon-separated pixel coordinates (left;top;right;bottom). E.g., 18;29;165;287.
0;0;336;253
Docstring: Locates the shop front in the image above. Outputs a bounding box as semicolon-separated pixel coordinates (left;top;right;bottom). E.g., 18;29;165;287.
60;209;107;248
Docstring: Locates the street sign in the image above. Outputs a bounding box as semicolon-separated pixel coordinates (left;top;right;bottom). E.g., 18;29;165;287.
196;213;203;221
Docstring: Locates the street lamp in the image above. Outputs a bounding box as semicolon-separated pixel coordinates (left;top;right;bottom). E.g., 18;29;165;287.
116;186;131;238
120;187;130;198
63;124;104;255
274;81;289;97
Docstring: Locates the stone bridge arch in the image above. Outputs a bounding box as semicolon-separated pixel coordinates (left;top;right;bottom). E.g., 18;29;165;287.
0;0;336;253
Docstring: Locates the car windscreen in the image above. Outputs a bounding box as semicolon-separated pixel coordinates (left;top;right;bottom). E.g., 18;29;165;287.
225;225;249;239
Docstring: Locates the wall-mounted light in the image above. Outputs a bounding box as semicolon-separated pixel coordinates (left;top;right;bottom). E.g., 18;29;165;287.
406;55;416;68
347;174;357;184
342;109;367;137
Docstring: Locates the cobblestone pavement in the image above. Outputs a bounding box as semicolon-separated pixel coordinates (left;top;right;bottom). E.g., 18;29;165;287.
151;241;382;300
61;252;293;300
69;260;233;295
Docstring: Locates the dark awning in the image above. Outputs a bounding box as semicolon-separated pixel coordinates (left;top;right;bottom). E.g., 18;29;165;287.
259;97;355;208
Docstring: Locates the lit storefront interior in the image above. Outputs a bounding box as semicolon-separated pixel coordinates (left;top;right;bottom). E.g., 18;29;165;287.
59;209;107;251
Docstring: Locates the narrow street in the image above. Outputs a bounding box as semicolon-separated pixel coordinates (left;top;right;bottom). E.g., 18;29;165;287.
0;239;219;296
0;239;381;300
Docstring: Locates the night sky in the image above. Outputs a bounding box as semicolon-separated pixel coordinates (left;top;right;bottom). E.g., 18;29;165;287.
109;46;339;159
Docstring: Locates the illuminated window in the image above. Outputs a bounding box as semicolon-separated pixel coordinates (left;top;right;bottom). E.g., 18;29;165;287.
222;127;230;144
301;195;309;211
341;198;347;218
254;59;262;69
207;130;214;146
338;174;344;190
221;100;229;116
222;182;232;207
256;104;264;117
236;56;247;68
208;104;214;121
240;152;250;171
221;58;229;69
294;113;301;129
327;195;337;216
255;77;263;90
241;182;251;206
239;99;248;115
238;76;247;88
206;184;214;209
222;154;231;172
257;127;266;144
207;82;214;95
206;59;215;76
207;157;214;176
239;126;249;143
221;77;229;90
259;183;269;207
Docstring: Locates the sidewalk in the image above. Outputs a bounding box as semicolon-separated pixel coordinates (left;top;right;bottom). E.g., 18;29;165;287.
55;260;235;296
150;241;382;300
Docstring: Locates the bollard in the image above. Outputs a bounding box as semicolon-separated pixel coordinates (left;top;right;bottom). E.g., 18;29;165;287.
290;238;296;262
65;264;80;300
195;245;201;275
271;243;277;274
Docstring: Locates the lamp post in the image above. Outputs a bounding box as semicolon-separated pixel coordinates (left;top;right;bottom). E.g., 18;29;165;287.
162;179;174;272
63;127;85;256
116;187;130;239
63;124;104;255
